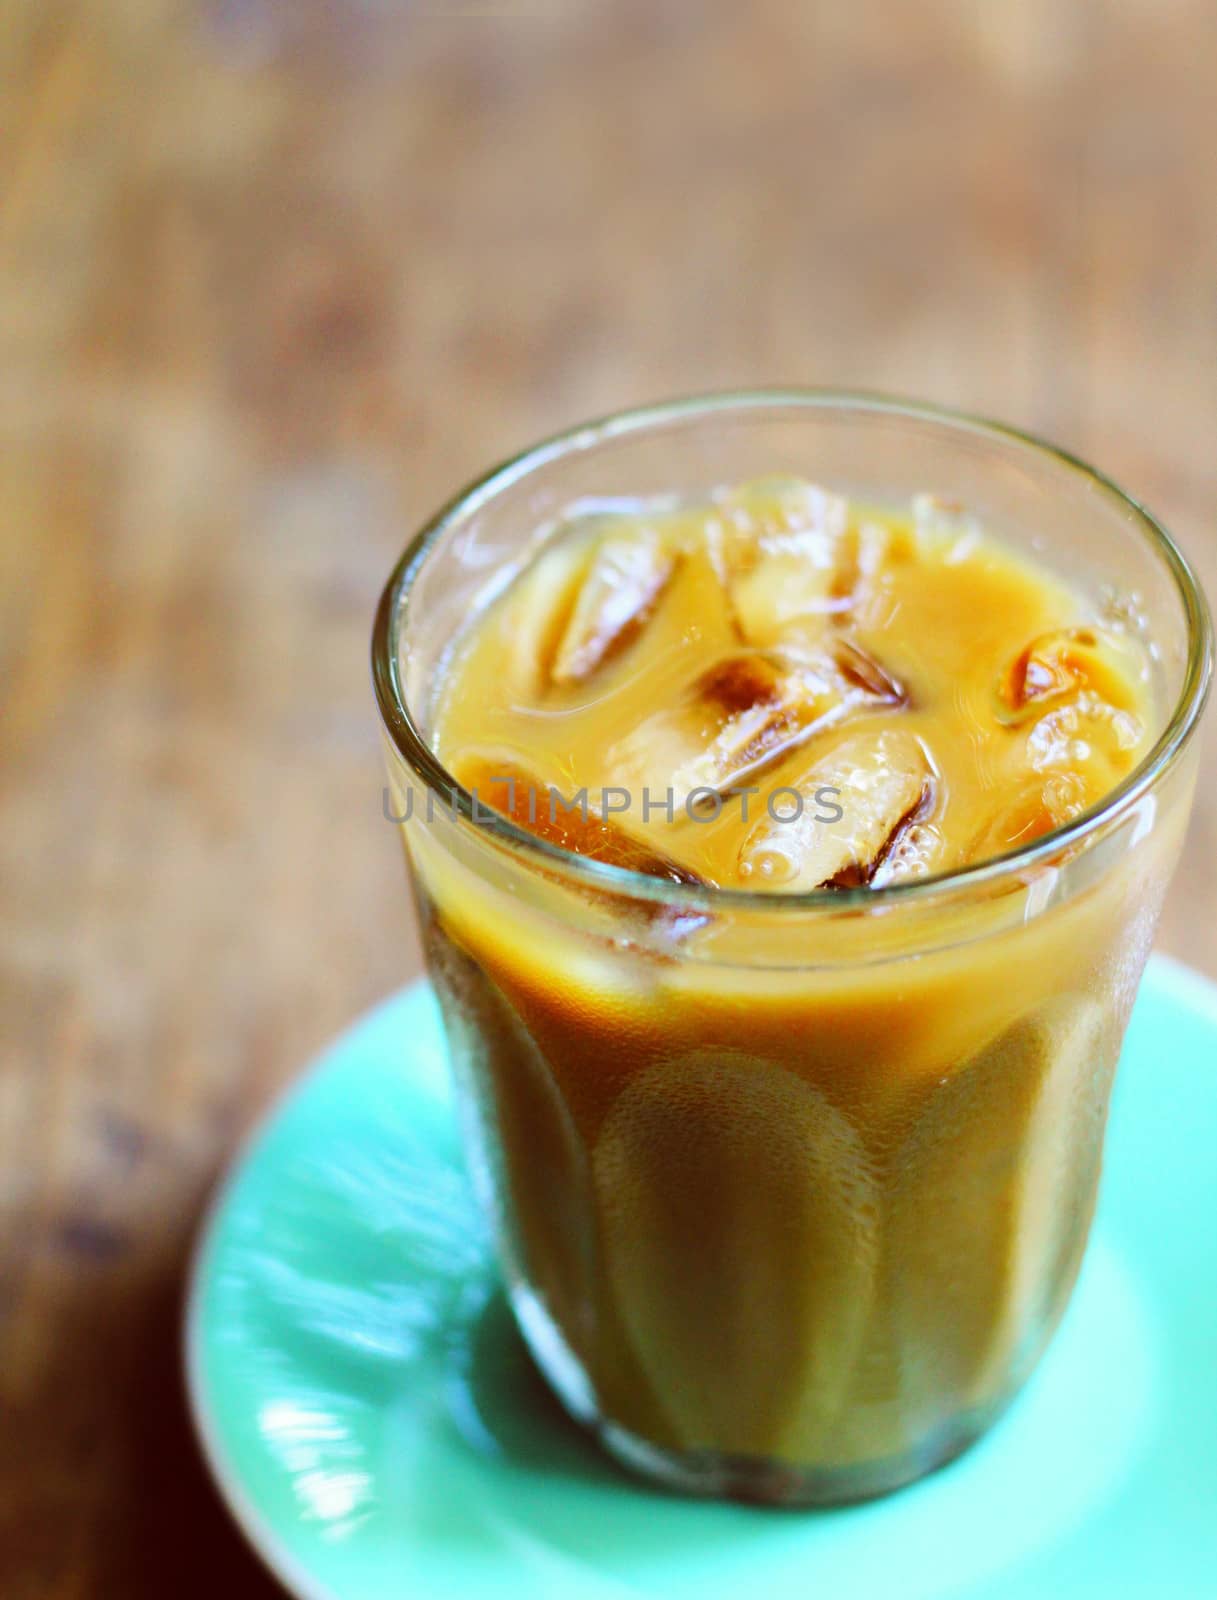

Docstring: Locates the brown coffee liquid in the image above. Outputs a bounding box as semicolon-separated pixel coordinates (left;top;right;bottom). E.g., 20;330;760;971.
402;479;1169;1497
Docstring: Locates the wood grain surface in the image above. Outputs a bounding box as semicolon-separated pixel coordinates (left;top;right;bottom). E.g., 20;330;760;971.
2;2;1215;1593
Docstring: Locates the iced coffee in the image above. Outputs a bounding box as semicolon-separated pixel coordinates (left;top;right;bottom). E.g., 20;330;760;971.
375;410;1208;1504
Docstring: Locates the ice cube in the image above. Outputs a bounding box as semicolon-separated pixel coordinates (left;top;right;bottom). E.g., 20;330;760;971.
996;625;1145;723
738;729;938;891
968;772;1090;860
727;547;842;646
726;535;915;648
912;492;981;562
833;517;917;598
714;476;849;552
455;757;706;886
706;479;856;646
829;636;909;706
669;655;843;804
550;523;676;686
1024;691;1144;776
609;639;903;813
502;530;596;698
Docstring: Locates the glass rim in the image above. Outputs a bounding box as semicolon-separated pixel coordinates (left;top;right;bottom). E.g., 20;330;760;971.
372;388;1213;913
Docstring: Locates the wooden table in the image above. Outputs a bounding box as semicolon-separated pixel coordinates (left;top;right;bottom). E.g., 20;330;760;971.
3;2;1215;1592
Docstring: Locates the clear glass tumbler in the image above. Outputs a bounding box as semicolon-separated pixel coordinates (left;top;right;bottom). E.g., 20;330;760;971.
372;394;1211;1504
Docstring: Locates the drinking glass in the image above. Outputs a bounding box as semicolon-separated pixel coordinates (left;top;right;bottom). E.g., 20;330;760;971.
372;393;1211;1503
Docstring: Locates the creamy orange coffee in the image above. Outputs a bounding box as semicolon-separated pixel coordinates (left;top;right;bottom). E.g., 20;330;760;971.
379;454;1203;1503
437;479;1154;887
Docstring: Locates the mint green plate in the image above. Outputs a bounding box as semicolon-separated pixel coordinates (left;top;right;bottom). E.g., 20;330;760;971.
186;954;1217;1599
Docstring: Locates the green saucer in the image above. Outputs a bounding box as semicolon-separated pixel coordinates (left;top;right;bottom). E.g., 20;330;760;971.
186;954;1217;1599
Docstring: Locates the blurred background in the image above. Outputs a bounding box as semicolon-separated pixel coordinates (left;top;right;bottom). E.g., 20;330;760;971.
2;0;1215;1592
